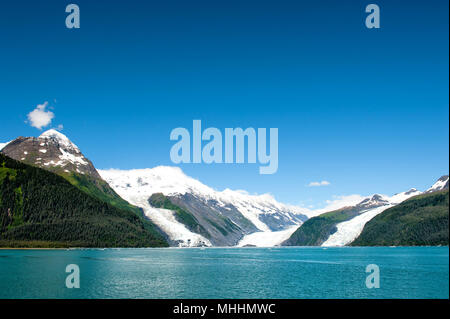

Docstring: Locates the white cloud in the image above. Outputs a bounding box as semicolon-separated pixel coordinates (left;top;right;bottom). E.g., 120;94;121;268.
27;102;54;130
308;180;331;187
56;124;64;131
323;194;366;211
303;194;367;218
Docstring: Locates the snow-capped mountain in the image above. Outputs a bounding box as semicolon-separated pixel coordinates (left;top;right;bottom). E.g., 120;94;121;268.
283;186;425;247
388;188;422;203
1;129;101;179
346;189;421;212
3;130;447;248
320;188;423;246
2;130;308;247
425;175;449;193
0;130;142;221
354;194;390;209
99;167;309;247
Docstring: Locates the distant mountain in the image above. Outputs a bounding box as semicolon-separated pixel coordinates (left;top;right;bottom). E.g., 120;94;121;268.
1;130;142;215
425;175;449;193
100;167;308;247
282;189;422;246
351;189;449;246
0;153;168;248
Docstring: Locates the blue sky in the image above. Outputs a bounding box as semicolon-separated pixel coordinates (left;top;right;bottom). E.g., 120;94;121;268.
0;0;448;208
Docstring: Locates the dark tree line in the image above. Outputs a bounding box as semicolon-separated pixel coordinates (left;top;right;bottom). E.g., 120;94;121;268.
0;153;168;248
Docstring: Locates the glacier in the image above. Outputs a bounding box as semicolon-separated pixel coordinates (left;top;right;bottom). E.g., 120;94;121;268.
237;226;299;247
99;166;309;247
321;189;422;246
321;205;394;246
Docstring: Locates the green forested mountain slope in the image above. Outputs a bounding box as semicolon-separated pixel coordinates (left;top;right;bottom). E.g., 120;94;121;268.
282;206;361;246
1;132;143;218
351;190;449;246
0;153;168;248
282;194;390;246
63;172;144;216
149;193;211;240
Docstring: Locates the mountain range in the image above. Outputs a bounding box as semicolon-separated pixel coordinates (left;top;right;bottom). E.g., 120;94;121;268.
99;167;308;246
1;130;448;247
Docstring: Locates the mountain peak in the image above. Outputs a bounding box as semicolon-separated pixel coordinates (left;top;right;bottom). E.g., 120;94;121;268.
1;131;100;179
39;129;79;150
356;194;390;209
426;175;449;193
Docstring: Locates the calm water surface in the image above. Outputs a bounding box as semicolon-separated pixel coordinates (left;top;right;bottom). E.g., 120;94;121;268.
0;247;448;299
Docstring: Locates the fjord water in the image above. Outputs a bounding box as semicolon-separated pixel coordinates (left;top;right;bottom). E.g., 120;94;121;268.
0;247;448;299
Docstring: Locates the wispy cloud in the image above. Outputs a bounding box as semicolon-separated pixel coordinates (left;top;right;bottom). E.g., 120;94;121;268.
26;102;54;130
308;180;331;187
302;194;367;218
322;194;366;211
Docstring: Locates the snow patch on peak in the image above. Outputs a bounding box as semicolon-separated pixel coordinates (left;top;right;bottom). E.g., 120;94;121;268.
426;175;449;193
39;129;79;150
100;166;217;198
388;188;422;204
355;194;390;209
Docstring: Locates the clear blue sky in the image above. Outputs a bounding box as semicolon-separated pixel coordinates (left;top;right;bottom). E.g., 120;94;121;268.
0;0;448;207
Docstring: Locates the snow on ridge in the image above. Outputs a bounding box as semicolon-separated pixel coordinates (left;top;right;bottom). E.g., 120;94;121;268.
99;166;307;219
58;147;88;166
310;189;422;219
36;130;89;168
99;166;217;198
99;167;308;243
387;188;422;204
426;176;449;193
39;129;80;151
99;167;213;247
0;141;11;151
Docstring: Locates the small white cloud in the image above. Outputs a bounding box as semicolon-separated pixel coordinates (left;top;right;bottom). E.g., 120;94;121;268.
27;102;54;130
56;124;64;131
308;180;331;187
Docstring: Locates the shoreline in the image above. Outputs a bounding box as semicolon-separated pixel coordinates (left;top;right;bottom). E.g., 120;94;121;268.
0;245;448;250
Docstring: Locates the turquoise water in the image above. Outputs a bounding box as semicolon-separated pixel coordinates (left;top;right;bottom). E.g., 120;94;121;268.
0;247;448;299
